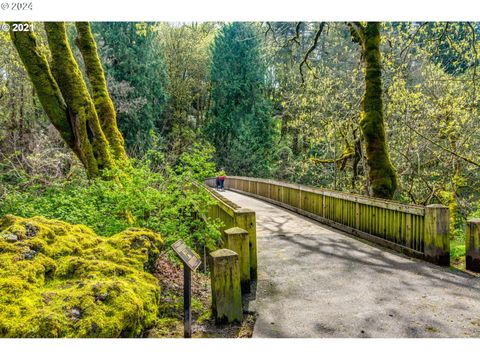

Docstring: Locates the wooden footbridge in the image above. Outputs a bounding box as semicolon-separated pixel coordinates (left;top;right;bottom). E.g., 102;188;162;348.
203;176;480;337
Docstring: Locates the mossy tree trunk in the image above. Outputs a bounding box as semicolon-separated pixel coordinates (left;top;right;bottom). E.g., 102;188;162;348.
75;22;128;163
349;22;398;199
9;22;127;178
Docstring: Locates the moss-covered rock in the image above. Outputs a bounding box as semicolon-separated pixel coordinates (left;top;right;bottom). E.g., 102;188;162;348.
0;215;162;337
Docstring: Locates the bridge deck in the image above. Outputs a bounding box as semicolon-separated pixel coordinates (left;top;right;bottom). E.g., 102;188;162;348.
220;189;480;337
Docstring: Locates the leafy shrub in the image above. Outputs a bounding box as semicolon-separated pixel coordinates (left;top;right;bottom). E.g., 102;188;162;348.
0;215;162;337
0;145;221;252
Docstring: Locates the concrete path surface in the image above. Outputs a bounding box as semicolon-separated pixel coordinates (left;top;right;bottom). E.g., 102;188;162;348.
220;190;480;338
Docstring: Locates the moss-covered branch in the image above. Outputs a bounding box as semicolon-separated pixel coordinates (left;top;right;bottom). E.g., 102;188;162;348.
310;146;355;167
44;22;114;178
75;22;128;163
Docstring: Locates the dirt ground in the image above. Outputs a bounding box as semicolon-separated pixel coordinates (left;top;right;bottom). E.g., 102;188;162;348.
147;252;255;338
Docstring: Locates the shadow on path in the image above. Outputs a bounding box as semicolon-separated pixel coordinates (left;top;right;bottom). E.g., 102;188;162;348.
220;190;480;338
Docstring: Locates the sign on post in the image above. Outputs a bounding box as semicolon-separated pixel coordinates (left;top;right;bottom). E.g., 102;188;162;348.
172;240;202;271
171;240;201;338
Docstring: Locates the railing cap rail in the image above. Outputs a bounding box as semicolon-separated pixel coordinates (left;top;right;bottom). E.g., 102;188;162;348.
223;176;426;216
195;181;239;216
426;204;449;209
234;208;255;214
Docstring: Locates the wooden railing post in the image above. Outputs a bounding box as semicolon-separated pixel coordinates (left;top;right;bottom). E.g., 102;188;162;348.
224;227;251;292
355;201;360;229
209;249;243;324
424;204;450;266
322;191;326;218
466;219;480;272
234;208;257;279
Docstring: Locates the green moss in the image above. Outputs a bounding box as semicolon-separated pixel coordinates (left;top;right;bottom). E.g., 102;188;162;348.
196;308;212;324
0;215;162;337
148;318;182;337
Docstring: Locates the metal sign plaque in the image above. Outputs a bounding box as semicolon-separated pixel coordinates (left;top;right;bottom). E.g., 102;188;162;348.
171;240;201;271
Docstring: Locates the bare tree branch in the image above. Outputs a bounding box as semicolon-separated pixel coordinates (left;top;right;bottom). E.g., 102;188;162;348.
404;123;480;167
399;22;427;62
288;22;302;45
299;22;325;84
467;22;478;95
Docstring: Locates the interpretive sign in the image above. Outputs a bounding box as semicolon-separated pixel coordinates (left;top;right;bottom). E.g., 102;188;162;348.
172;240;201;271
171;239;202;338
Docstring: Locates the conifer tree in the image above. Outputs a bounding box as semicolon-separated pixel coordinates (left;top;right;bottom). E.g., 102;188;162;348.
92;22;169;155
206;22;275;176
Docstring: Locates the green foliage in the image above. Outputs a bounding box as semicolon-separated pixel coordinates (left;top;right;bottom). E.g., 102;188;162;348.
264;23;365;190
206;22;276;177
0;215;162;337
156;23;217;159
417;22;477;75
1;147;221;252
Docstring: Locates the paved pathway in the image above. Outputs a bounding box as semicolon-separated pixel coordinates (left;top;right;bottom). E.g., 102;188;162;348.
220;190;480;338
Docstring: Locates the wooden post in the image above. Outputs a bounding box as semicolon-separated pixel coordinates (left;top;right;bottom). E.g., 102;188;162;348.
224;227;251;293
322;192;326;218
466;219;480;272
234;208;257;279
355;201;360;229
184;266;191;338
424;204;450;266
209;249;243;324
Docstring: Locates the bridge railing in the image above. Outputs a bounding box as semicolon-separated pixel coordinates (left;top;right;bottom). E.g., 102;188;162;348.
207;176;450;266
200;181;257;277
200;181;239;233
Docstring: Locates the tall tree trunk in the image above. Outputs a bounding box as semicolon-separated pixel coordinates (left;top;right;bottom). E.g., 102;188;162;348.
75;22;128;163
350;22;398;199
10;22;126;178
44;22;114;178
9;26;73;146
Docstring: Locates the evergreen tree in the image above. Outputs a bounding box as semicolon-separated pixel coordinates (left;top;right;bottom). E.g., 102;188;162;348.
206;22;275;176
92;22;169;155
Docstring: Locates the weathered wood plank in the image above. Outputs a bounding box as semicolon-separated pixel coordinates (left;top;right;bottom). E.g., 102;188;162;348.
234;208;257;279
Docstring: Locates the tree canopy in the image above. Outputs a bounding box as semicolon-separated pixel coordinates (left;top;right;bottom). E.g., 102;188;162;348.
206;22;276;177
